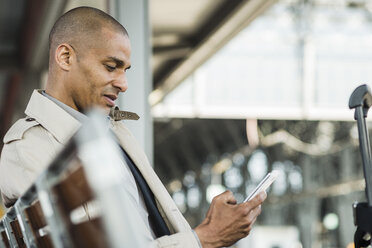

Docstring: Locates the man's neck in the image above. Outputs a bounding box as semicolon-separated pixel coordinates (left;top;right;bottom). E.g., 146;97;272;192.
41;90;88;123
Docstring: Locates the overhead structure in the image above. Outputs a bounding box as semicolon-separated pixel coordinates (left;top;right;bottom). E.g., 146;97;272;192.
150;0;278;106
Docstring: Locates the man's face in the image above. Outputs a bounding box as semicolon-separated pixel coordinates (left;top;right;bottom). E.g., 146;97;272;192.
67;28;131;113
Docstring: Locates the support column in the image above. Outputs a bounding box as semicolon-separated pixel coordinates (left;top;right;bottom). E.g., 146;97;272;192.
109;0;153;163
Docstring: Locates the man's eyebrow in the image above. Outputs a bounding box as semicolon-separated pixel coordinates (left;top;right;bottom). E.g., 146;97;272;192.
106;56;125;67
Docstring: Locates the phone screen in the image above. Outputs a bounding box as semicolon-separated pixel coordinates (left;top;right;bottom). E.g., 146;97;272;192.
244;171;278;202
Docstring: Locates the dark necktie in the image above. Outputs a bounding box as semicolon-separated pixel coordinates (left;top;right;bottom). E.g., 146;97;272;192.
120;147;171;238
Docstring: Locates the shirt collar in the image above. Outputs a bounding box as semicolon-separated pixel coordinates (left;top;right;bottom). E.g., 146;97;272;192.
41;90;89;123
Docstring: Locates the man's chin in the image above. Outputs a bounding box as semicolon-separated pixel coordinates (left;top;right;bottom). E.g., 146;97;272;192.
85;105;111;115
103;105;112;115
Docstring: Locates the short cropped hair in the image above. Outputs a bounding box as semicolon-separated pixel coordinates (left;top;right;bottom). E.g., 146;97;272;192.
49;6;128;56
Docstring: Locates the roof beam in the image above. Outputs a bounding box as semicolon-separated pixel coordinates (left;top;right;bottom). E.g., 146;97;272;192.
153;45;192;58
149;0;278;106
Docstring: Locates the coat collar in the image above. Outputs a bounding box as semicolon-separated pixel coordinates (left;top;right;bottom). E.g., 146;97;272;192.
25;90;81;145
111;121;191;233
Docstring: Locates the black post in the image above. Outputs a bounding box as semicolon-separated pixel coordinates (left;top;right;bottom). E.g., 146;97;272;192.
349;84;372;247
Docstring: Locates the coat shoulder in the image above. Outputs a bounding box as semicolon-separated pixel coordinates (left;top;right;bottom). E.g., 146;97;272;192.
3;117;40;144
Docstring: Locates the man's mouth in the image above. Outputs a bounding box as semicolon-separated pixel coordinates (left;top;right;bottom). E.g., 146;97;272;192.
104;94;117;107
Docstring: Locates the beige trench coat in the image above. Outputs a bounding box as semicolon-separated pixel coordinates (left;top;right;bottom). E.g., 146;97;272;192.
0;90;200;248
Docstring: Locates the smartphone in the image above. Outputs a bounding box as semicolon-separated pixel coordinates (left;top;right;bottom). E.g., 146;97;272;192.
243;170;278;202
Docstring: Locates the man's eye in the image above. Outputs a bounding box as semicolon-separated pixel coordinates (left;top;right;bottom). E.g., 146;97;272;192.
105;65;116;72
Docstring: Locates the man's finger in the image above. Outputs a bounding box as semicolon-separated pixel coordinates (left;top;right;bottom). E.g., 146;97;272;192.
243;191;266;209
216;190;237;204
247;205;262;222
244;216;257;233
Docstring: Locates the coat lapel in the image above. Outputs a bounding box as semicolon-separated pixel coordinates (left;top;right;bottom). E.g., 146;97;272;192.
111;121;191;233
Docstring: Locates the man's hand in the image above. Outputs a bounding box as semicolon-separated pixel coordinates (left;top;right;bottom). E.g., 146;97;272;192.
194;190;266;248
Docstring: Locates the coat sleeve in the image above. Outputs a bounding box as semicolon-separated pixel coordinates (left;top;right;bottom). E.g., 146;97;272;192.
0;119;61;206
152;230;202;248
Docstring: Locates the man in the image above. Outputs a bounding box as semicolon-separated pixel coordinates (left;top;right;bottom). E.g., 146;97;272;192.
0;7;266;247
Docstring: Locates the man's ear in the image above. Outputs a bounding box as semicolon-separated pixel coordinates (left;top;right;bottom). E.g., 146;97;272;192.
55;43;75;71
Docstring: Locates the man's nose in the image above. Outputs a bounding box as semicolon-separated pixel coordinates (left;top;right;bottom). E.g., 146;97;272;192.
113;74;128;92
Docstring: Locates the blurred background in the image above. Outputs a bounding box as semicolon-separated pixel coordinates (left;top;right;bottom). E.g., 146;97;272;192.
1;0;371;247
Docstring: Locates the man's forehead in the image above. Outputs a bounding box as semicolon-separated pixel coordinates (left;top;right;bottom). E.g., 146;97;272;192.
89;30;131;62
83;27;129;48
102;29;130;50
